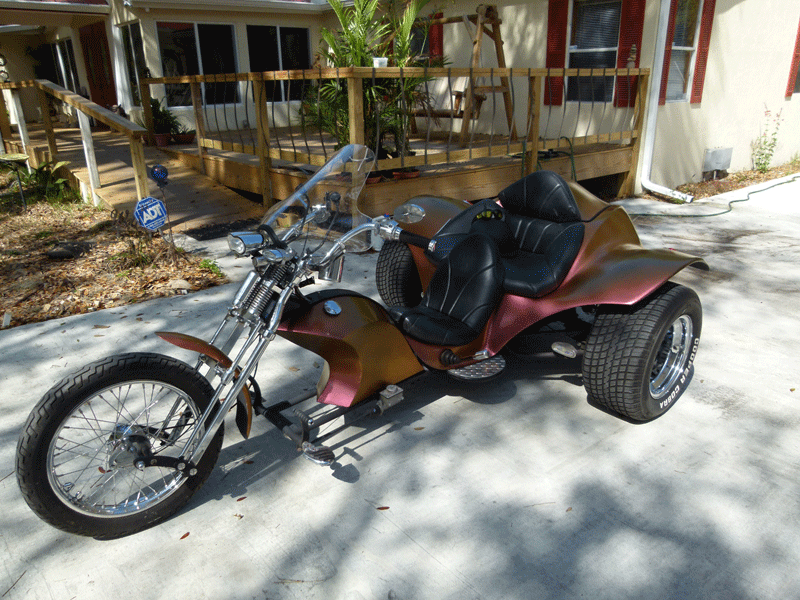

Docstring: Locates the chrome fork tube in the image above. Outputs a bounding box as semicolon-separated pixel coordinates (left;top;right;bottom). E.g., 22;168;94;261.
181;282;298;463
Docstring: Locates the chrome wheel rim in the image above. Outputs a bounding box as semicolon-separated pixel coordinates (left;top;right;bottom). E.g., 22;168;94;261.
650;315;693;400
46;381;202;517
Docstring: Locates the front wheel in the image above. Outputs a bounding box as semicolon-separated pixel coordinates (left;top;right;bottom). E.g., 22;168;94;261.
582;283;702;422
16;353;223;539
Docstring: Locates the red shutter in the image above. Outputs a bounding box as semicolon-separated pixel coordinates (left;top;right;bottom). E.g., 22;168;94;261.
659;0;679;105
690;0;716;103
615;0;646;107
545;0;569;106
429;13;444;61
786;17;800;97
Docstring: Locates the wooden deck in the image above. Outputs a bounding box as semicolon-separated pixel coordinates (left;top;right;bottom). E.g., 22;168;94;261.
5;124;265;233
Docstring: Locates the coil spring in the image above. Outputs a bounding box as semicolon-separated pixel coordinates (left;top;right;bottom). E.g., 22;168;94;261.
242;263;289;320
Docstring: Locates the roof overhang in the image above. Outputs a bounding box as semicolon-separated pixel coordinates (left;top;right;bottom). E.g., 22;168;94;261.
0;1;109;14
126;0;332;14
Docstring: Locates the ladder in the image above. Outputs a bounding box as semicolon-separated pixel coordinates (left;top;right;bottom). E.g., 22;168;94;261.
458;4;517;146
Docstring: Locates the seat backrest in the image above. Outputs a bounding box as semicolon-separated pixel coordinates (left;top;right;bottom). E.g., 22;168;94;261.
497;170;582;223
422;233;504;334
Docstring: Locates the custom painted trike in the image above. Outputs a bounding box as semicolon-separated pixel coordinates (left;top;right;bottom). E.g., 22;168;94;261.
16;144;707;538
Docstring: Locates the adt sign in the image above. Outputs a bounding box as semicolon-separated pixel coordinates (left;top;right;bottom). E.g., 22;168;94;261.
134;196;167;232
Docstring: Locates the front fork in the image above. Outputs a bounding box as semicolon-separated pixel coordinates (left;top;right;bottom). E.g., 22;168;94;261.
177;280;295;468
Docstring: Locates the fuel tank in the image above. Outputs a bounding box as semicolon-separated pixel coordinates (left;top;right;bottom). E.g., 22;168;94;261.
277;291;423;407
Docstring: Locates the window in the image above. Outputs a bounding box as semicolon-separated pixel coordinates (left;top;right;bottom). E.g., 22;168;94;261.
567;0;621;102
659;0;716;105
121;22;147;106
157;22;239;106
664;0;702;102
787;17;800;96
247;25;310;101
546;0;644;106
51;39;80;93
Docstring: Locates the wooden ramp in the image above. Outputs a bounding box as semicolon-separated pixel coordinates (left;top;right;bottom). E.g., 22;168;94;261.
15;125;264;233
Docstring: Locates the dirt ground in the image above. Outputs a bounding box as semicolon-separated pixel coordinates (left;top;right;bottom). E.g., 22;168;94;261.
1;159;797;329
0;184;226;329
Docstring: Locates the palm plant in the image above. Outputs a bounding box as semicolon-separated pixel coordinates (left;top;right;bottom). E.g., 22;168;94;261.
302;0;433;157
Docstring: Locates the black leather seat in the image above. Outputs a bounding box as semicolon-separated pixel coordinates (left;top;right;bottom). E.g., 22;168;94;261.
496;171;585;298
390;233;504;346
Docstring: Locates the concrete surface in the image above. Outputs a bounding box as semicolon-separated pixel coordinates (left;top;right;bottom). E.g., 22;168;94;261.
1;174;800;600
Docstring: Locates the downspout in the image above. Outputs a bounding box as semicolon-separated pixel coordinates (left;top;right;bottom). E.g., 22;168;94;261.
640;0;695;202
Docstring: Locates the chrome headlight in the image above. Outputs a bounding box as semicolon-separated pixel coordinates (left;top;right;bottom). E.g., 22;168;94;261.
227;231;267;256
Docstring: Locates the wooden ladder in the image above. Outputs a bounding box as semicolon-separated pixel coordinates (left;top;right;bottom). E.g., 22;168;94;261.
458;4;518;146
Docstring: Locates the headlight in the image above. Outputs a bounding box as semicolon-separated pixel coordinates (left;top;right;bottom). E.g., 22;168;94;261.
227;231;266;256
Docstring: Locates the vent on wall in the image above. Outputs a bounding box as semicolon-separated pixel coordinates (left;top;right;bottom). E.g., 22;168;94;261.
703;147;733;181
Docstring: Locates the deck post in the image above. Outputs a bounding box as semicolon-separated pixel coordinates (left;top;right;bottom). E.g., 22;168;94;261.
76;111;101;205
253;76;274;206
347;74;365;146
190;80;207;174
7;89;31;158
140;83;155;146
619;70;648;198
129;134;149;201
36;86;58;162
525;74;541;175
0;89;13;145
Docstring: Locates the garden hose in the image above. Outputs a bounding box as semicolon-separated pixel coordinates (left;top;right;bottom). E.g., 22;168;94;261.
629;172;800;219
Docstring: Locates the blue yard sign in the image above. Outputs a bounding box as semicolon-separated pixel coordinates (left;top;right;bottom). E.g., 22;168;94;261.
134;196;167;231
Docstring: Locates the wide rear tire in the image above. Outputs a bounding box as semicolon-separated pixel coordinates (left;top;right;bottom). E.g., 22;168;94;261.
375;240;422;308
582;283;702;422
16;353;223;539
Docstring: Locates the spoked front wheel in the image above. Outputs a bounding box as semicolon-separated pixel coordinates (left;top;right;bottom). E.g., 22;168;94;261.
16;353;223;539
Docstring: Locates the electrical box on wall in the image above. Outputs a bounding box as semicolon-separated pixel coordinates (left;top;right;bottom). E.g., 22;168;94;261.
703;147;733;172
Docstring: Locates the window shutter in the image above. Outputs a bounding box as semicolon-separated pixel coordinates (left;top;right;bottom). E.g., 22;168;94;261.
690;0;716;104
429;13;444;59
786;17;800;97
659;0;679;105
545;0;569;106
615;0;646;107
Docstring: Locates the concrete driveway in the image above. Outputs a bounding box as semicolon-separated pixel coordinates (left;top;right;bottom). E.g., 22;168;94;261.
1;174;799;600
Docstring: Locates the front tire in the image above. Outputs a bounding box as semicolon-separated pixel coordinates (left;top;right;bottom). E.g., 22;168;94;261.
582;283;702;422
16;353;223;539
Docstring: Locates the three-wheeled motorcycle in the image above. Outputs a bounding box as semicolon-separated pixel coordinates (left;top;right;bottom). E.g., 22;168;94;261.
16;144;707;538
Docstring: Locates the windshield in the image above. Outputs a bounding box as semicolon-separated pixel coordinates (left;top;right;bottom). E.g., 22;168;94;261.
260;145;375;253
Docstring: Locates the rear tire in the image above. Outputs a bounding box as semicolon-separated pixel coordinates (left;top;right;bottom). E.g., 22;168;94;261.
582;283;701;422
375;240;422;308
16;353;223;539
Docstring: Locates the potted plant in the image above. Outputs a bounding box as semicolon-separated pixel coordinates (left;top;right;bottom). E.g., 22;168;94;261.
148;98;180;147
172;124;196;145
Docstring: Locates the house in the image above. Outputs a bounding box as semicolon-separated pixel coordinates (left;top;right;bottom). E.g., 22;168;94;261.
2;0;799;195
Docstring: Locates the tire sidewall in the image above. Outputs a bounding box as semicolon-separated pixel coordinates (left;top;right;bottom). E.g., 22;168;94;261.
637;288;702;420
17;353;222;539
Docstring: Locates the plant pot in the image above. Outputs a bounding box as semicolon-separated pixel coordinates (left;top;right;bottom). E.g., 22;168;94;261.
392;169;420;180
152;133;171;147
172;133;196;145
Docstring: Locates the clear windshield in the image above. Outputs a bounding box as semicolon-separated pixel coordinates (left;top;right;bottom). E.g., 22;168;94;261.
260;145;375;253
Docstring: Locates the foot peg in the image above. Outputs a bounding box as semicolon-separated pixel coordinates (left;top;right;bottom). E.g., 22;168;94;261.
447;354;506;381
301;442;335;466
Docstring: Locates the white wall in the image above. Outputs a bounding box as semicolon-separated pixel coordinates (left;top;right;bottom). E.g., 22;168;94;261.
649;0;800;188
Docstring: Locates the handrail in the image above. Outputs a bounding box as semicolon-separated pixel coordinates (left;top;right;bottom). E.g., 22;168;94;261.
1;79;149;202
140;66;650;202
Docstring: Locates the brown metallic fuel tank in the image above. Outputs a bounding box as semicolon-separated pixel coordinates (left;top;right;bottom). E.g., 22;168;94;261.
277;292;424;407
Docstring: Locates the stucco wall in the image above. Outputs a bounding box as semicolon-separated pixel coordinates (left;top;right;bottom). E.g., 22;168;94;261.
648;0;800;188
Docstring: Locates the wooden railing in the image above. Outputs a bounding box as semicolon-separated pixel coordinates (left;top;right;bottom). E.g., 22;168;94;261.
0;80;149;203
141;66;649;202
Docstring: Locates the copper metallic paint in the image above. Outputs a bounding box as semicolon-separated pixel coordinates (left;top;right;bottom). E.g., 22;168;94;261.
155;331;253;438
277;295;423;407
394;183;707;368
